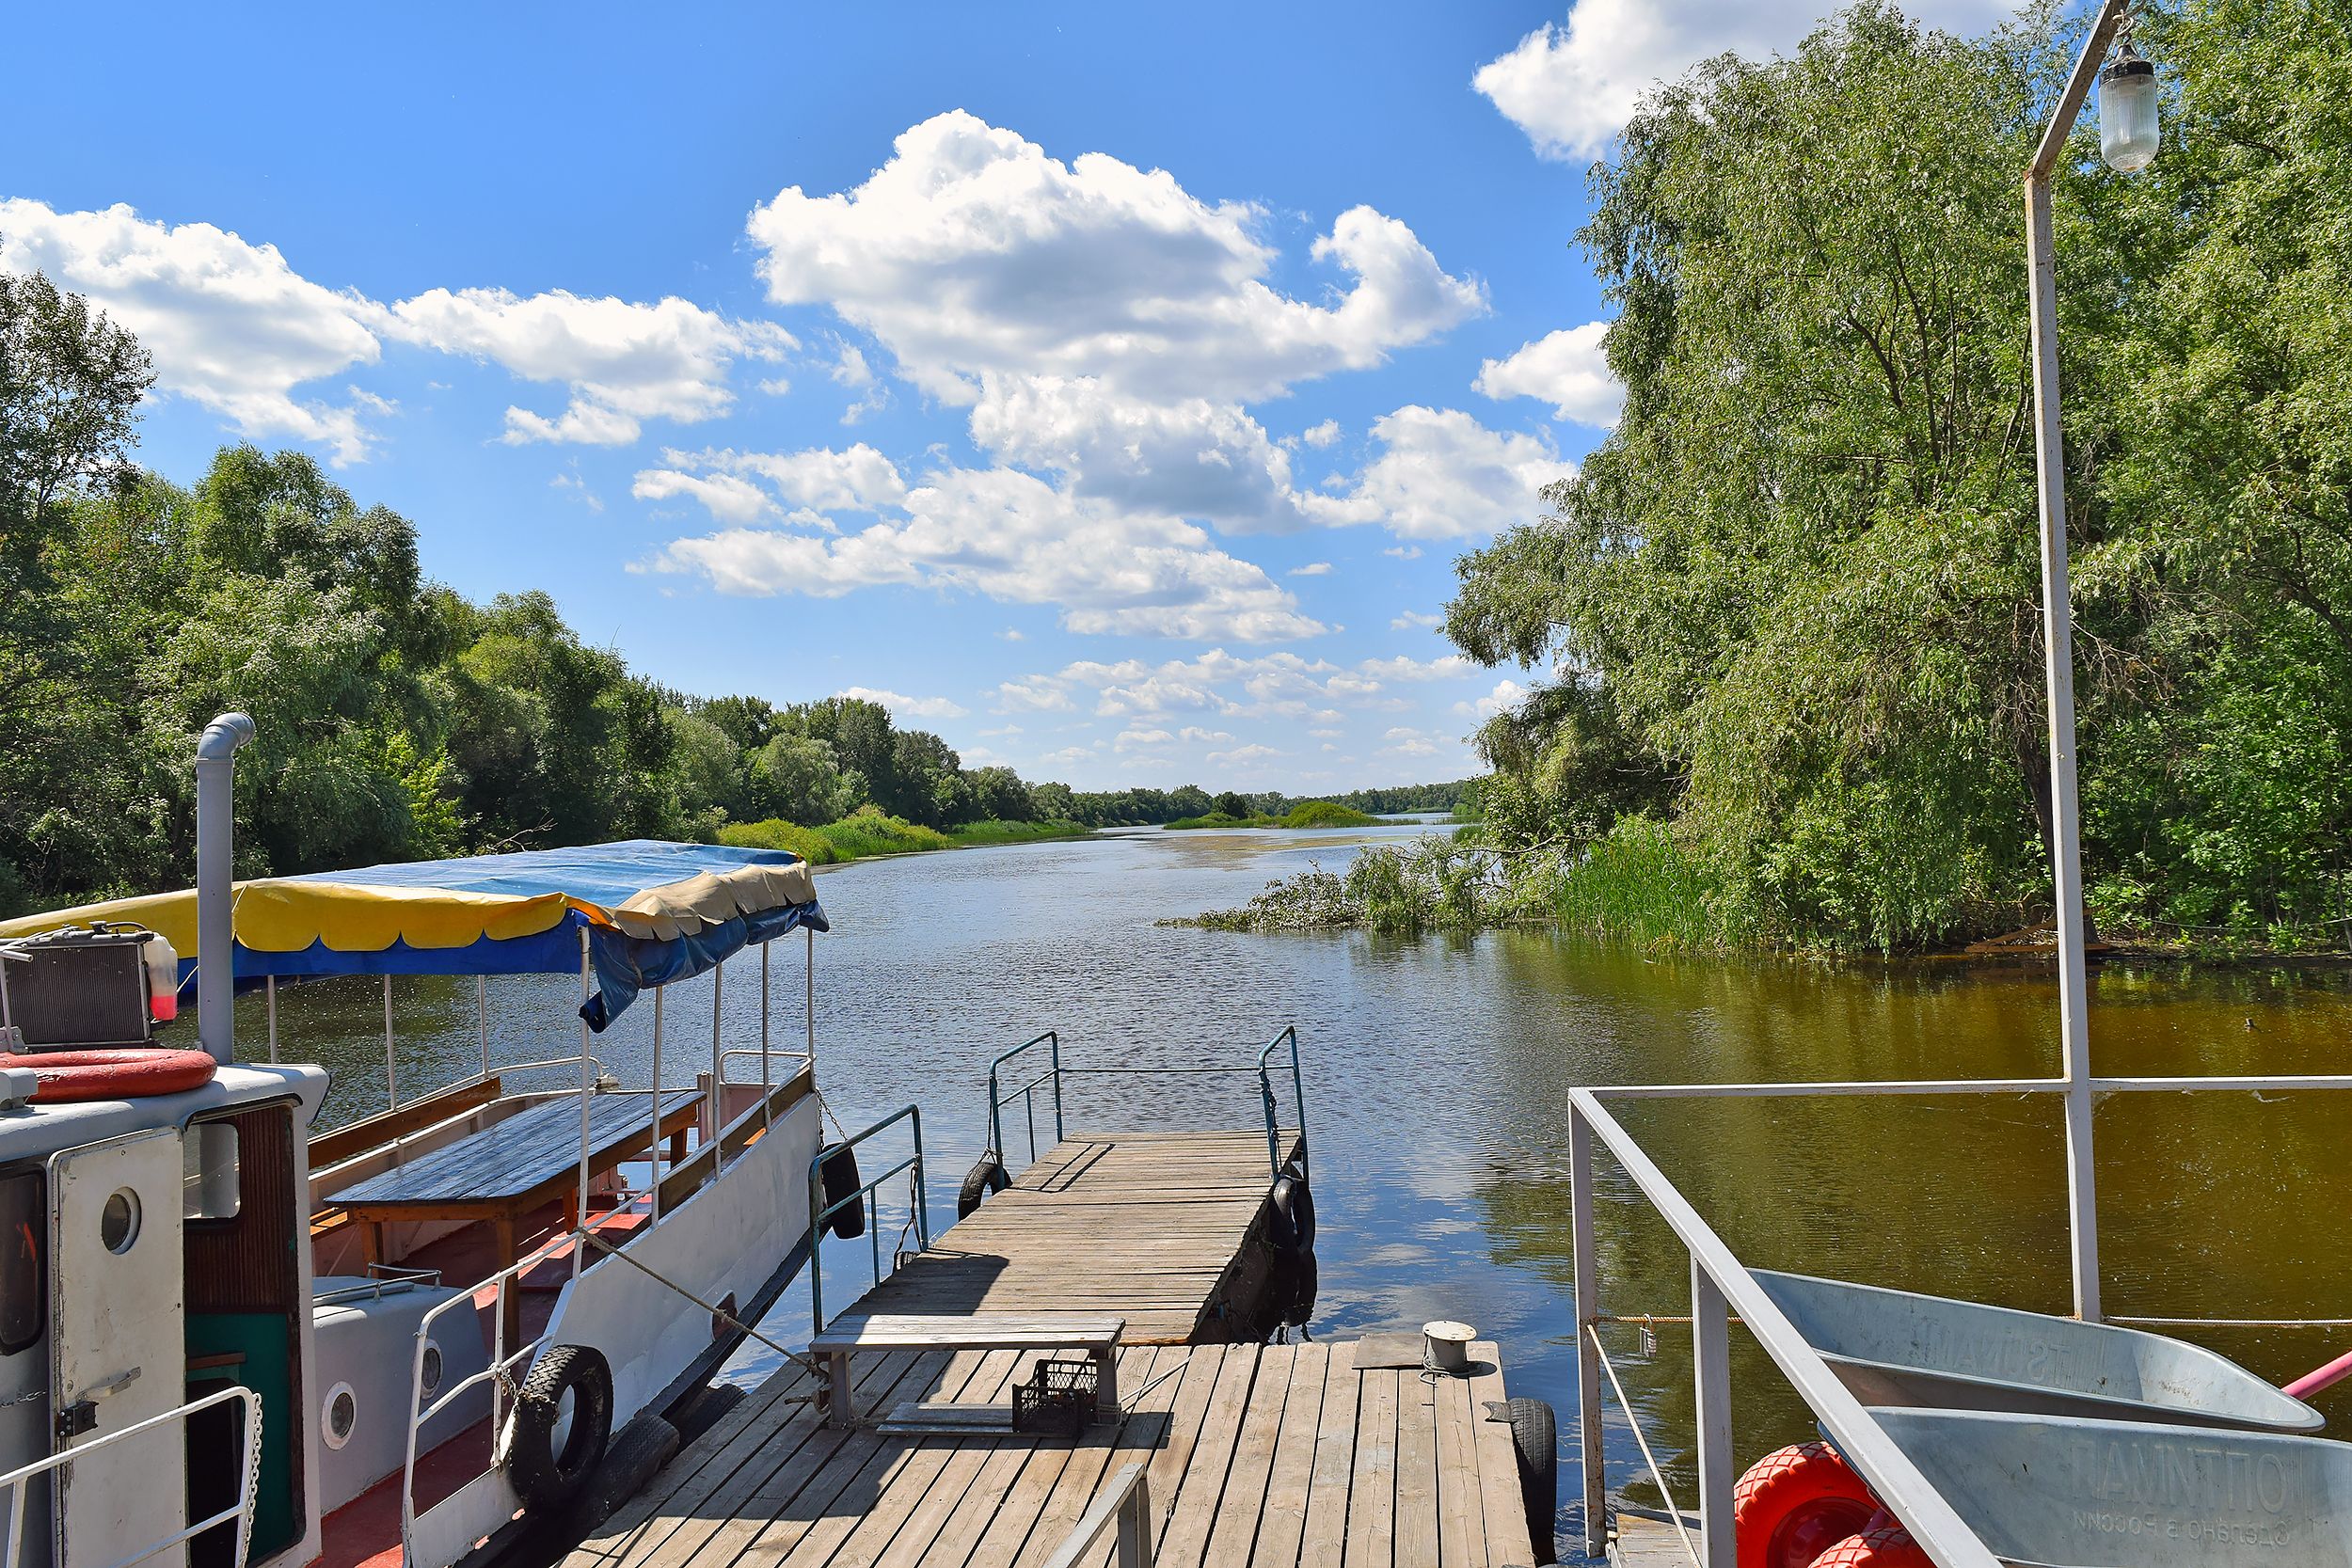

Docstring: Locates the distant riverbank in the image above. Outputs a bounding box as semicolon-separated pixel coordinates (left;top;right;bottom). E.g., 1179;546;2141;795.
718;807;1092;867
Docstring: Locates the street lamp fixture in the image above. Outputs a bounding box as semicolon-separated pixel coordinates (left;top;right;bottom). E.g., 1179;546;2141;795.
2100;41;2161;173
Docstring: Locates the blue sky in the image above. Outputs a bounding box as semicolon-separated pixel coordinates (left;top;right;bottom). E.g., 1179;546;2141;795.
4;0;2003;793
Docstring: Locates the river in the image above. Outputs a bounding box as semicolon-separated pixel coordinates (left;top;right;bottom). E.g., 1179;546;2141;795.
243;823;2352;1540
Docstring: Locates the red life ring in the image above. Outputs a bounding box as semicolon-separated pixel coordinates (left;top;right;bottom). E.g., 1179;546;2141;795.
23;1050;218;1102
1734;1443;1879;1568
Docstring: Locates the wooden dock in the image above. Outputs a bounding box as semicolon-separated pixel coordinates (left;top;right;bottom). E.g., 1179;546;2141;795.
1610;1512;1696;1565
565;1338;1537;1568
841;1130;1307;1344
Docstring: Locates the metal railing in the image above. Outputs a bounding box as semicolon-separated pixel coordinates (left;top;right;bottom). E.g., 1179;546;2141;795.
1567;1068;2352;1566
986;1032;1065;1164
1038;1461;1153;1568
983;1027;1309;1180
403;1237;563;1550
1;1386;262;1568
1256;1025;1307;1180
808;1105;930;1334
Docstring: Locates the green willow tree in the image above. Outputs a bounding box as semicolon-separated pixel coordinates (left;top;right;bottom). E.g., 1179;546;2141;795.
1451;0;2351;951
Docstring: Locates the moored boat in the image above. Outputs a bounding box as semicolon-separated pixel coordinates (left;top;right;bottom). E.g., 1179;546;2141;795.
0;714;837;1568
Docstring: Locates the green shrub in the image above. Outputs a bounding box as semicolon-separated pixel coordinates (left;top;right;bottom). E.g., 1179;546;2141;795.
814;806;956;859
1279;801;1380;828
948;818;1091;847
1165;811;1272;830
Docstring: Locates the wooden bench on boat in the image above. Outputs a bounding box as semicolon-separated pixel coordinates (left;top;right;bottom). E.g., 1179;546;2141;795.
811;1311;1123;1431
326;1087;703;1336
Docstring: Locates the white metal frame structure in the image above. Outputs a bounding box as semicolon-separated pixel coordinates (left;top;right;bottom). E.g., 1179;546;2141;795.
1568;1066;2352;1567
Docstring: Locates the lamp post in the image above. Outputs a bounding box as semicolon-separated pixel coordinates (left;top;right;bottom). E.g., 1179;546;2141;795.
2026;0;2159;1324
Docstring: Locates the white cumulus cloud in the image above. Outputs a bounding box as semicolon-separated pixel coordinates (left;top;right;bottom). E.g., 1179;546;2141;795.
384;287;793;447
0;198;382;462
1474;0;2015;163
1322;407;1565;539
1476;322;1624;427
835;686;969;721
745;110;1484;404
651;466;1324;642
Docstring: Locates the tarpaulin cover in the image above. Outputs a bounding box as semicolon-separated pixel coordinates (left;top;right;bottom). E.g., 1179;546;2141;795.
0;840;828;1030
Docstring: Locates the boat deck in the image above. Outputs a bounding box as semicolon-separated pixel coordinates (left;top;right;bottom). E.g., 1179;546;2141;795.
840;1129;1306;1344
564;1338;1536;1568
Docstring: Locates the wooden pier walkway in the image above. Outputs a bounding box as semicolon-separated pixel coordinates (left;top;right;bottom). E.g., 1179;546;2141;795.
565;1338;1537;1568
840;1129;1307;1344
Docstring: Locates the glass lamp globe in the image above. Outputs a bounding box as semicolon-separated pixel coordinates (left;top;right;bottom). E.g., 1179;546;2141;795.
2099;52;2160;173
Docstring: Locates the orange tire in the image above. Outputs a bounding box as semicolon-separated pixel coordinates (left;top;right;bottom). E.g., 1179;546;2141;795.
1809;1524;1934;1568
1733;1443;1879;1568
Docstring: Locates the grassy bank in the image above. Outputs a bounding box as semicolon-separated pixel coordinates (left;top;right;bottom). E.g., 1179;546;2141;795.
719;807;1091;866
1166;800;1386;831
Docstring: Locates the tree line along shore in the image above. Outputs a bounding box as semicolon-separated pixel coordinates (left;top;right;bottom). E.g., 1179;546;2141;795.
1191;0;2347;958
0;274;1468;914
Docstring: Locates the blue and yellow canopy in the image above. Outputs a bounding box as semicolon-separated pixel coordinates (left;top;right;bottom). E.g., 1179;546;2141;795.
0;841;829;1030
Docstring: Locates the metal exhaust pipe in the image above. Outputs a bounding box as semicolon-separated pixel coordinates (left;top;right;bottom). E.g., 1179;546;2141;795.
195;712;255;1065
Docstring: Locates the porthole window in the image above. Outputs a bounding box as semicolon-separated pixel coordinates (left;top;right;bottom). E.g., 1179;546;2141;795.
99;1189;140;1254
323;1382;358;1449
420;1341;444;1399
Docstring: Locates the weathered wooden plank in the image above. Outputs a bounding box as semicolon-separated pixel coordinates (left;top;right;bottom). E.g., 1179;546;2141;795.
1154;1345;1260;1564
1466;1342;1534;1567
1345;1369;1400;1568
1202;1340;1295;1565
1247;1341;1330;1568
1296;1339;1361;1567
948;1348;1162;1568
1429;1359;1487;1568
1394;1370;1441;1568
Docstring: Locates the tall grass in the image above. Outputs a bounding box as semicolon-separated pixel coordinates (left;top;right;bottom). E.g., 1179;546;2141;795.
1544;816;1719;950
717;818;839;863
948;818;1091;847
719;810;1091;866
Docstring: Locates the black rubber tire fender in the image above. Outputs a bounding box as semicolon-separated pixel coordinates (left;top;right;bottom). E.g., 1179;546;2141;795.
507;1344;614;1514
957;1152;1011;1219
1279;1246;1317;1328
818;1143;864;1240
1492;1395;1558;1563
1268;1171;1315;1252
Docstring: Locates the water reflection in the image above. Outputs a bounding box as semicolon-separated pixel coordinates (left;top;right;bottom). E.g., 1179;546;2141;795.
230;828;2352;1543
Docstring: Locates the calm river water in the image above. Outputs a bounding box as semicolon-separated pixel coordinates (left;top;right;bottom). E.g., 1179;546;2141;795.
244;824;2352;1540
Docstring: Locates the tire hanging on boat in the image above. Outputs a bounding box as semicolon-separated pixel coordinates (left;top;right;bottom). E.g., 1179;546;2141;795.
1732;1443;1879;1568
957;1151;1010;1218
818;1143;864;1240
506;1344;614;1513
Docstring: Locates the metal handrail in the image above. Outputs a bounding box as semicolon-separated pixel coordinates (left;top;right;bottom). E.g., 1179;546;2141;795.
808;1104;930;1335
1569;1087;2002;1567
985;1031;1062;1164
400;1220;594;1549
1569;1069;2352;1562
1038;1461;1153;1568
0;1386;262;1568
1256;1025;1307;1180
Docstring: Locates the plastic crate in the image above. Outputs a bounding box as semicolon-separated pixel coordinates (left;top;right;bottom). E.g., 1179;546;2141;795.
1012;1357;1099;1435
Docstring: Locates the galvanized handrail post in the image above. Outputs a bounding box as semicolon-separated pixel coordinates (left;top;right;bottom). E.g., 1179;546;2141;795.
1692;1259;1735;1568
1570;1104;1606;1559
1255;1026;1305;1179
2026;0;2134;1326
